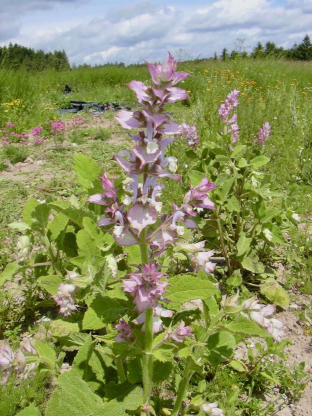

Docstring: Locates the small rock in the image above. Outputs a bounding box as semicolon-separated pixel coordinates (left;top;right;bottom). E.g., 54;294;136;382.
15;162;23;167
25;157;33;163
35;160;44;166
276;406;292;416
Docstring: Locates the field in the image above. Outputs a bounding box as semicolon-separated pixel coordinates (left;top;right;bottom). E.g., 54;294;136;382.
0;57;312;415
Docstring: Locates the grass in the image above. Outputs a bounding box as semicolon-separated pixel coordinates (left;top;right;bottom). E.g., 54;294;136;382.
0;57;312;415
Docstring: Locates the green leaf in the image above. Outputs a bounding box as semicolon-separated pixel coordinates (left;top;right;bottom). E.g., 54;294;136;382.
56;332;91;351
77;229;101;257
166;275;218;310
229;360;247;372
206;331;236;366
260;278;289;308
31;203;51;229
45;369;108;416
73;154;100;190
153;345;175;362
238;158;248;168
202;296;219;318
224;317;271;338
214;177;234;203
50;202;96;229
23;197;39;225
16;405;41;415
124;245;141;265
83;297;126;330
35;340;56;370
227;270;242;287
50;321;80;338
0;263;20;286
47;213;69;241
188;170;206;187
231;145;246;158
8;222;30;231
236;232;252;257
37;275;62;296
250;155;270;168
264;224;288;246
105;381;143;411
153;361;173;383
226;195;240;212
72;337;95;377
127;357;142;384
241;251;264;274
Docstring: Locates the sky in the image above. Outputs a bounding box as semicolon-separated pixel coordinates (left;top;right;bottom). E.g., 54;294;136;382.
0;0;311;66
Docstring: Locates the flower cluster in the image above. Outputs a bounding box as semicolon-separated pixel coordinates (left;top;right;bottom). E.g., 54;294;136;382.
0;340;37;384
53;283;77;316
88;53;216;340
178;122;199;147
1;122;29;144
254;121;271;145
242;297;286;342
218;89;240;143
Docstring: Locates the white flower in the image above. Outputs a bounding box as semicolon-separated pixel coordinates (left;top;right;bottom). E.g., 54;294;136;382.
146;140;159;154
113;225;124;237
167;156;178;173
292;213;301;222
263;229;272;241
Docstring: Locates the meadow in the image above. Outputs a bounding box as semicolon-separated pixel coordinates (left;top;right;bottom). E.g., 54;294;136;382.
0;57;312;415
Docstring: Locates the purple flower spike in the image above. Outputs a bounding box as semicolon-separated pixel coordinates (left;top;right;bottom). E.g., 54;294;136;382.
53;283;77;317
219;89;240;143
146;52;190;87
254;122;271;145
183;177;216;214
123;264;168;312
87;173;118;206
179;123;199;147
115;319;134;343
166;321;192;343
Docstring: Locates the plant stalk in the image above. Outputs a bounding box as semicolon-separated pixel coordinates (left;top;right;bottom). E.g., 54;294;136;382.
171;358;193;416
116;358;126;383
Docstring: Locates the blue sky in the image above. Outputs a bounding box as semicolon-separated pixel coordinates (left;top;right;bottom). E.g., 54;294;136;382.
0;0;311;65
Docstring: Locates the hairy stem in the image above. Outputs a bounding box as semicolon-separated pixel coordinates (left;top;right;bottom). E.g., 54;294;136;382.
116;358;126;383
215;208;233;275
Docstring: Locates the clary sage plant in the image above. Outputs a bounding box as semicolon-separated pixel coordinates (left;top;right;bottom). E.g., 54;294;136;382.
1;54;286;416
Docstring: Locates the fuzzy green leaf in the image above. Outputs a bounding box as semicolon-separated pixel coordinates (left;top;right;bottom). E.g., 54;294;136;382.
227;270;242;287
31;203;51;229
72;337;95;377
231;145;246;158
45;369;109;416
8;222;30;231
127;357;142;384
260;278;289;308
229;360;247;372
224;317;271;338
56;332;90;351
50;321;80;338
35;340;56;370
188;170;206;187
0;263;20;286
77;229;102;257
153;361;173;383
50;202;96;229
153;345;175;362
166;275;218;309
241;251;265;274
37;275;62;296
236;232;252;257
250;155;270;168
83;297;126;330
47;212;69;241
16;405;41;415
23;197;39;225
105;381;143;411
206;331;236;366
73;154;100;190
124;245;141;265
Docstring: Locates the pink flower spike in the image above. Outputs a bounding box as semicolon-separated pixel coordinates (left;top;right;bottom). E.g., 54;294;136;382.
115;319;134;343
128;203;157;234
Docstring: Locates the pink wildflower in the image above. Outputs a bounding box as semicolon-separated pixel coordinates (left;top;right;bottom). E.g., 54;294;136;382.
53;283;77;316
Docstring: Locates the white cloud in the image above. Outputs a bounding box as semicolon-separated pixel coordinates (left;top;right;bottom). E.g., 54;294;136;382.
0;0;311;65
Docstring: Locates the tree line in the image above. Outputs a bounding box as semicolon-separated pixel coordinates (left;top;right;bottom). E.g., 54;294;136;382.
0;43;70;71
220;35;312;61
0;35;311;71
